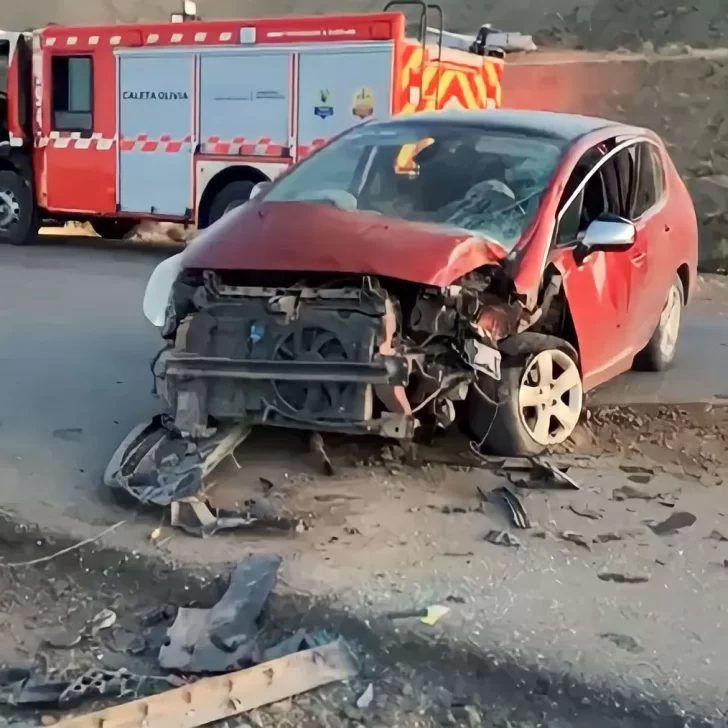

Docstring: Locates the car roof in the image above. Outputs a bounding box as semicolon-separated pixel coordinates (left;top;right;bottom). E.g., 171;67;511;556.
371;109;635;142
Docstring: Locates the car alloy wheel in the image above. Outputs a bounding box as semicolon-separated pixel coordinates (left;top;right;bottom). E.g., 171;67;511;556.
517;349;583;446
658;282;682;361
0;189;20;232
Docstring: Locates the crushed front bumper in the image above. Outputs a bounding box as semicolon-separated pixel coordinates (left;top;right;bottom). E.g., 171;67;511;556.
157;278;422;439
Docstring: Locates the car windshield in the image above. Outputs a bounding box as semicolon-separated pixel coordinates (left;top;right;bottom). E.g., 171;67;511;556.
266;120;566;249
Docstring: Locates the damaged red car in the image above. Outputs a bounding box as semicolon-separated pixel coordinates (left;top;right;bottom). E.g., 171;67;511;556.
126;109;696;498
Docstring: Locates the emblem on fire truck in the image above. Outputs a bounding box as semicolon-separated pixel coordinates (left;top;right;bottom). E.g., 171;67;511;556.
352;87;374;119
314;89;334;119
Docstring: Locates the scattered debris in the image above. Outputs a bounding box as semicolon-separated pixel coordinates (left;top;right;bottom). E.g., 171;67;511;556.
620;465;655;476
599;633;643;653
596;532;624;543
88;609;117;637
159;555;281;672
569;504;602;520
109;629;147;656
59;669;136;705
483;486;530;529
559;531;591;550
104;416;251;506
708;529;728;542
501;457;580;490
310;432;335;476
356;683;374;709
420;605;450;626
612;485;657;501
484;530;522;548
52;640;356;728
627;474;654;485
648;511;697;536
169;498;299;538
598;571;650;584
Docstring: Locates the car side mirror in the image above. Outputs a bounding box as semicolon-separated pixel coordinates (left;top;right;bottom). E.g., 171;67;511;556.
576;214;636;263
250;181;272;200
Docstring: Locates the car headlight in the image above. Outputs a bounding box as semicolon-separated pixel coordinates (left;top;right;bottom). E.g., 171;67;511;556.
143;253;184;327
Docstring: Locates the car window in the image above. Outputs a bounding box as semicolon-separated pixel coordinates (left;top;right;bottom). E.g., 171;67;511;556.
631;143;665;218
555;142;640;246
266;120;566;251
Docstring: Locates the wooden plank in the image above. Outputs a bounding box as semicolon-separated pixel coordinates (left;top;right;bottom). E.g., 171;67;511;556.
54;640;357;728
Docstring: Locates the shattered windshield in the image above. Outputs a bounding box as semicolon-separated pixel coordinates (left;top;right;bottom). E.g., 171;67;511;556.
267;120;566;249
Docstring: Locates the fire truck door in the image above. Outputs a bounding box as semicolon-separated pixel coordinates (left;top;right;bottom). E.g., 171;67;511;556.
297;44;393;156
117;53;194;216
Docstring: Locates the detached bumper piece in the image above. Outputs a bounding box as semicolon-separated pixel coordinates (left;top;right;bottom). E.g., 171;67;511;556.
103;414;251;506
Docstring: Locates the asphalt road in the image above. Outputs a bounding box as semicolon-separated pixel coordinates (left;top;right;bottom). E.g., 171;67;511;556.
0;238;726;528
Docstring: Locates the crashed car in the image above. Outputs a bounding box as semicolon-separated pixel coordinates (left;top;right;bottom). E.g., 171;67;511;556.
109;109;697;504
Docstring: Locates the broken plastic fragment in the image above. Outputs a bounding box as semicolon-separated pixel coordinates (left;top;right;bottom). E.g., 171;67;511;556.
420;605;450;626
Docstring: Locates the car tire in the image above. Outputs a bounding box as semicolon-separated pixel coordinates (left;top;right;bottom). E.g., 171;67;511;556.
91;218;138;240
632;275;684;372
0;171;40;246
468;335;583;456
207;180;256;226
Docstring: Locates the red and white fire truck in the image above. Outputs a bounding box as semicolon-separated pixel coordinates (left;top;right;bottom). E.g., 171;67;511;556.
0;2;504;245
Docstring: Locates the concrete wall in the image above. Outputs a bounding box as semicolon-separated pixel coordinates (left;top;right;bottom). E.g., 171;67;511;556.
505;49;728;270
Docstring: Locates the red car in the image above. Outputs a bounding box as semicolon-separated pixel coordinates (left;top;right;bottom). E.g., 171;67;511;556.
142;110;698;457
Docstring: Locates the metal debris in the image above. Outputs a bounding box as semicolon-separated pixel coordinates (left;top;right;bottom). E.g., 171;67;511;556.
169;498;300;538
648;511;697;536
559;531;591;550
597;571;650;584
484;530;522;548
500;457;580;490
310;432;335;476
159;555;281;672
59;669;136;705
88;609;117;637
569;504;602;520
484;486;530;529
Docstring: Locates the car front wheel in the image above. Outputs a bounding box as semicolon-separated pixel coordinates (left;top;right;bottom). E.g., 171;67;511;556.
633;275;684;372
468;335;583;456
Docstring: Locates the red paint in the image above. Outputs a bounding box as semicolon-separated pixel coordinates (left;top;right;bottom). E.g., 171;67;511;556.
184;121;698;395
182;202;508;286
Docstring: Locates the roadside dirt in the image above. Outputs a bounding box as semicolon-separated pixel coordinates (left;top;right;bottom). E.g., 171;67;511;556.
0;526;490;728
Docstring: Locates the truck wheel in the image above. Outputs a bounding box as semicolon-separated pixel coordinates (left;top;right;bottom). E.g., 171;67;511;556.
207;180;256;226
91;218;138;240
632;275;684;372
468;336;583;456
0;171;40;246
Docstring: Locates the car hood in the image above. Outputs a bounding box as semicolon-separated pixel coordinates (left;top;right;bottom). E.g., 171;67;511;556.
182;201;509;287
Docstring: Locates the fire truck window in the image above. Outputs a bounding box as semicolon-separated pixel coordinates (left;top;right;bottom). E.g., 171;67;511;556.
51;55;93;132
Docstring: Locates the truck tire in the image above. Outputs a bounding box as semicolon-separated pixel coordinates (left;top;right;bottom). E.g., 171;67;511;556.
91;218;138;240
207;180;256;226
468;335;583;456
0;170;40;246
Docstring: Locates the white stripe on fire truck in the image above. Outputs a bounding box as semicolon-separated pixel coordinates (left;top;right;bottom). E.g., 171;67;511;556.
45;30;239;47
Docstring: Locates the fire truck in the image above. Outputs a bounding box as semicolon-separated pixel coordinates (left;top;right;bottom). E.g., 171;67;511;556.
0;2;505;245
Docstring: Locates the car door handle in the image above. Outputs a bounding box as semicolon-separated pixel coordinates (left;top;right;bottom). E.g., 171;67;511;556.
630;252;647;265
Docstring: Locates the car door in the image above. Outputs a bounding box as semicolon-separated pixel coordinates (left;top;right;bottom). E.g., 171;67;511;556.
626;141;670;347
548;139;648;391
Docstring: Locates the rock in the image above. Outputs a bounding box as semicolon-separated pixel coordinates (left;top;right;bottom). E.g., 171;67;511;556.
648;511;697;535
560;531;591;550
356;683;374;710
40;718;58;727
484;530;522;548
708;529;728;542
598;571;650;584
599;632;643;653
